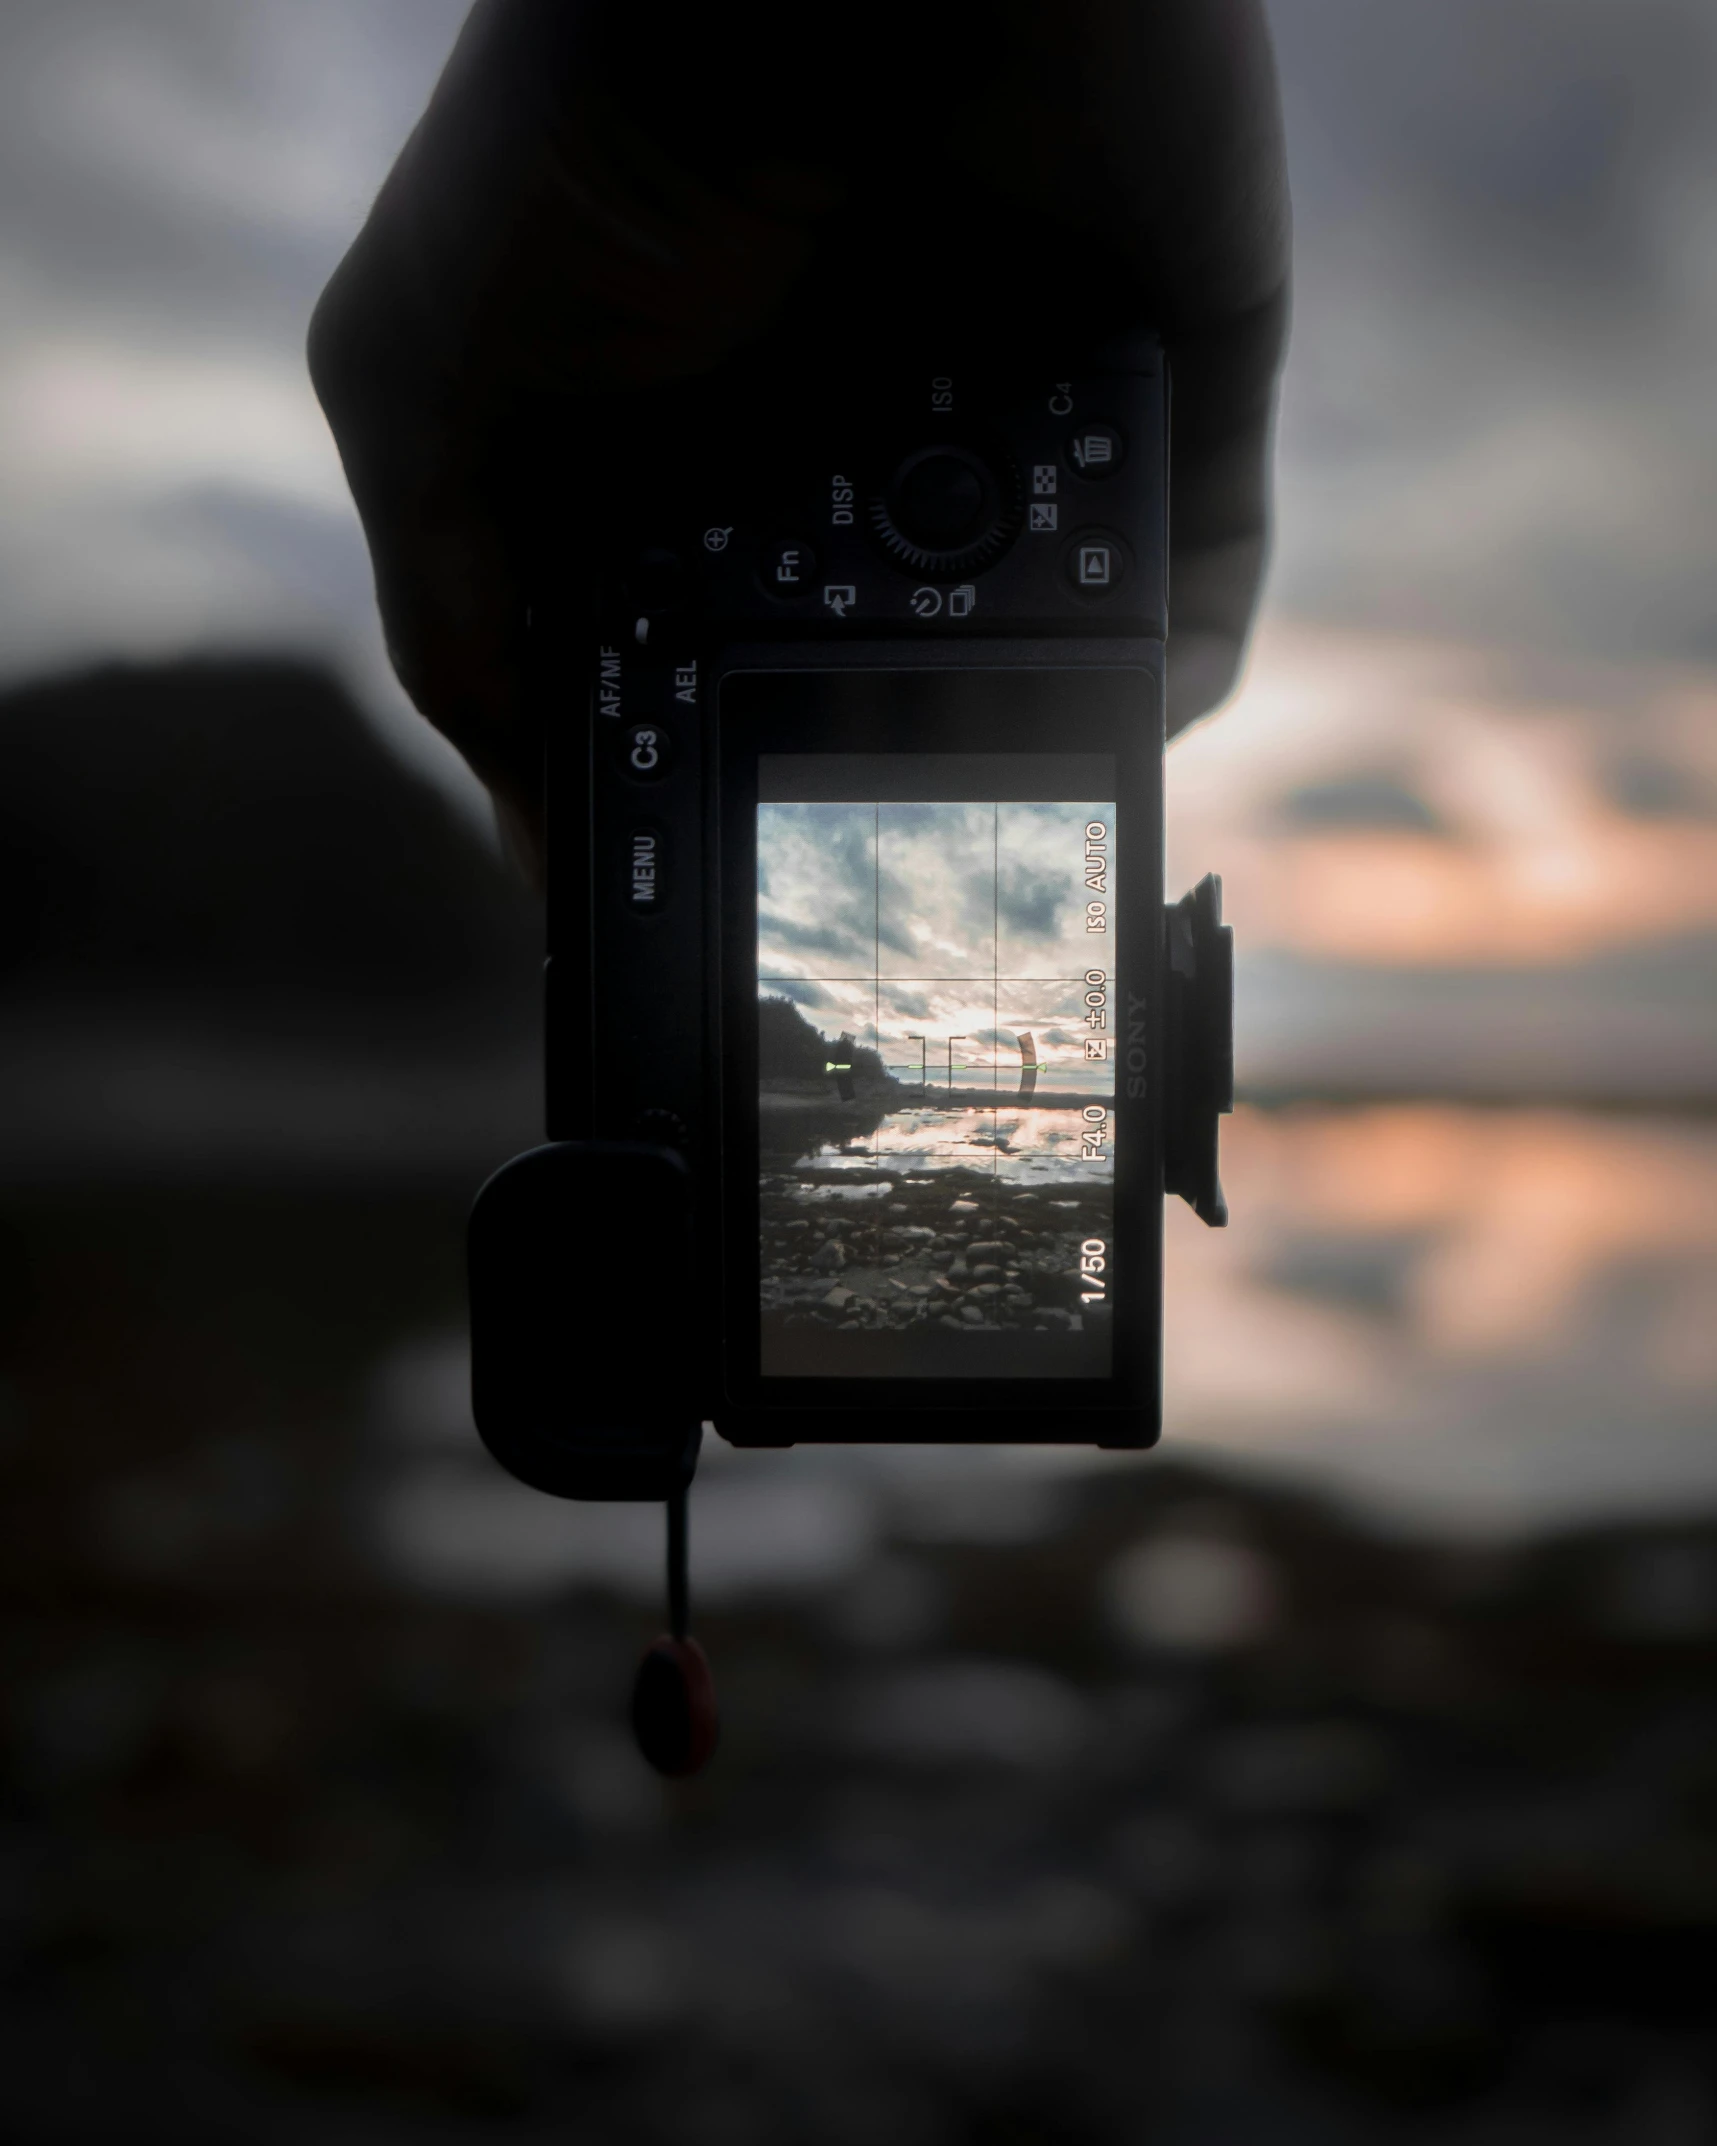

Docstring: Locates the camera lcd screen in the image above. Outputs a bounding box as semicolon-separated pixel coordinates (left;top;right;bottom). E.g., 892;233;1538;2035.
756;753;1118;1379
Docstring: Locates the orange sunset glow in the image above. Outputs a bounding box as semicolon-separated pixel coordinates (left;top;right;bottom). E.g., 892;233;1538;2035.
1168;622;1717;967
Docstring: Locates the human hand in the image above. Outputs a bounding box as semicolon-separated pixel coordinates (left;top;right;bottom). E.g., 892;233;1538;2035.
310;0;1289;879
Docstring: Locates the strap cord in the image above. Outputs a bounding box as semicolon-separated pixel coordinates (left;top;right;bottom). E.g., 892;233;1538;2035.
667;1479;689;1643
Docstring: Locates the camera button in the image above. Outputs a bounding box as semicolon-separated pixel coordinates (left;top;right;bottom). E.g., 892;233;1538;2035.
1063;531;1131;597
759;536;818;597
620;722;673;782
1065;424;1126;479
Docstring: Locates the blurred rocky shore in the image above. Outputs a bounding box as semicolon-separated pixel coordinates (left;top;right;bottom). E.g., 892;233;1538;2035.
4;1193;1715;2146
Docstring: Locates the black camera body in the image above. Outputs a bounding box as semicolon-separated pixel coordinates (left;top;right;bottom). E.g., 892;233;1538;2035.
470;335;1232;1503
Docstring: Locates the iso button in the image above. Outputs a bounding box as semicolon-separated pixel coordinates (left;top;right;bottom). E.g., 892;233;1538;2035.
620;722;673;781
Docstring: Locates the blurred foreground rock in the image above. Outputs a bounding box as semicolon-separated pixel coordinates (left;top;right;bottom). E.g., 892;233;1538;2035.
1;1175;1714;2144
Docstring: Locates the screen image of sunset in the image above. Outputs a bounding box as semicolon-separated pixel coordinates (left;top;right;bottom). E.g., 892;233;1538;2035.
756;771;1117;1380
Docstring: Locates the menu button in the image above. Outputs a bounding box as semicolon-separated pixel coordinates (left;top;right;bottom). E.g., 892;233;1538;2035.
625;827;666;912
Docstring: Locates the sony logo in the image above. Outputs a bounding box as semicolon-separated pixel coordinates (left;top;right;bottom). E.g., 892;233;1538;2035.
1125;991;1149;1098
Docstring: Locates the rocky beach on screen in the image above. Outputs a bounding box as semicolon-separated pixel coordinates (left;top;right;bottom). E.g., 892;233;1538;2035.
759;1166;1112;1341
757;994;1116;1362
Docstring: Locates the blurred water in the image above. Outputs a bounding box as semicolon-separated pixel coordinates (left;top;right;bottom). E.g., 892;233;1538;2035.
1165;1103;1717;1534
372;1105;1717;1611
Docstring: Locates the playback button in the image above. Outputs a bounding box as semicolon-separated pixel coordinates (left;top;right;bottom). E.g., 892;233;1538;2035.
1063;530;1131;598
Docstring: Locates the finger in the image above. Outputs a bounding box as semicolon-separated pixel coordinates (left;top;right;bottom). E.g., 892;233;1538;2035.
313;0;1288;842
1163;287;1290;734
472;104;837;392
308;19;836;868
948;0;1290;728
309;219;542;873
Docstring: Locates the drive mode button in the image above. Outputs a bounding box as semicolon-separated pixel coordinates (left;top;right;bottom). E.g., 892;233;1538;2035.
624;827;666;912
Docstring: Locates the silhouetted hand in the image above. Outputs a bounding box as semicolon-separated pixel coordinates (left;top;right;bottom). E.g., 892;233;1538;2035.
310;0;1289;878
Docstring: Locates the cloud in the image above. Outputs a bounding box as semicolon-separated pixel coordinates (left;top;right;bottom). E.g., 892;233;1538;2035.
1599;750;1717;821
1167;618;1717;1094
756;804;878;978
0;0;1712;829
1170;618;1717;967
0;0;475;791
759;799;1115;988
756;909;869;966
1263;0;1717;669
766;979;834;1011
1274;772;1447;835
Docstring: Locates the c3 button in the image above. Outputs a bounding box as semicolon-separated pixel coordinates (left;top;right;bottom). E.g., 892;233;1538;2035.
620;722;673;780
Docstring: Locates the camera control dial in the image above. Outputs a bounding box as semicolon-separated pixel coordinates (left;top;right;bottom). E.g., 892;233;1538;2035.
869;444;1024;579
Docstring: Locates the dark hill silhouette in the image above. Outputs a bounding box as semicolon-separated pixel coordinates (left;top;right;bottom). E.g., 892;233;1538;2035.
758;994;889;1086
0;658;543;1177
0;657;540;1035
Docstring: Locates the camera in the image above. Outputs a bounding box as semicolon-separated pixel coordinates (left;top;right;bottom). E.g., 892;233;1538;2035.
469;334;1233;1504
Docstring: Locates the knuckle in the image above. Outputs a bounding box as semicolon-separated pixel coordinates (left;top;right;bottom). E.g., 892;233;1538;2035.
306;242;389;423
306;268;358;414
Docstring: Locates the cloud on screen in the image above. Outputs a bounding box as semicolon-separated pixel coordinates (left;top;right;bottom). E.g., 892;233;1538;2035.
758;798;1117;1091
758;801;1112;984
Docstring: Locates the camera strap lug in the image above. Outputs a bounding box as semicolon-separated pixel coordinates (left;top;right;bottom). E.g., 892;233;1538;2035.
469;1139;720;1773
469;1139;703;1498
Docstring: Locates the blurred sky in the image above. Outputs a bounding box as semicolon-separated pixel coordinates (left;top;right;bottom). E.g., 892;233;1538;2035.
0;0;471;780
1;0;1715;1090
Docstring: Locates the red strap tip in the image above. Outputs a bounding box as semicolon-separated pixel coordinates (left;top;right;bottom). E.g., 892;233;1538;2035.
631;1635;719;1777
